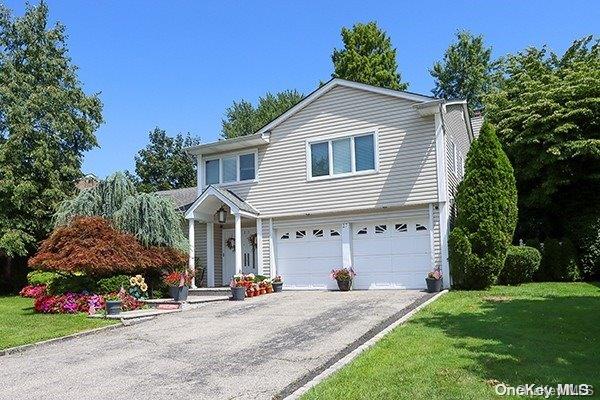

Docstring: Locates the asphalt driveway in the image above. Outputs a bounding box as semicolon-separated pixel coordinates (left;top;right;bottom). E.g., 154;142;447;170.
1;290;429;400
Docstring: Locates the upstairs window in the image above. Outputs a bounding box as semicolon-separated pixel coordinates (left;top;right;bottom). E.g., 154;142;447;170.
309;133;377;179
204;152;256;185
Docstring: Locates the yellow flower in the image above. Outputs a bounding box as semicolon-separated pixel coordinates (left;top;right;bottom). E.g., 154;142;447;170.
129;277;136;286
140;283;148;292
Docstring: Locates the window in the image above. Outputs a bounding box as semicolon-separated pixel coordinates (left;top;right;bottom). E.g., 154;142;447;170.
310;142;329;177
395;223;407;232
222;157;237;183
309;133;376;179
239;153;255;181
280;233;290;240
375;225;387;234
357;227;368;235
295;230;306;239
416;224;427;231
313;229;323;238
205;159;220;185
330;229;340;237
204;152;256;185
449;141;456;174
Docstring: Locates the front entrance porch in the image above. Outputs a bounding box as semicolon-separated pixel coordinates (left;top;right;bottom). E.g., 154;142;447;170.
184;185;263;287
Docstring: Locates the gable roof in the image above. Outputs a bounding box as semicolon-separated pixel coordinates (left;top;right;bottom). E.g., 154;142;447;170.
255;78;435;135
183;185;259;220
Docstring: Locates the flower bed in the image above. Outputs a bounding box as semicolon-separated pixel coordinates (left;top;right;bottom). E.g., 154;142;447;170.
230;273;275;298
19;284;47;298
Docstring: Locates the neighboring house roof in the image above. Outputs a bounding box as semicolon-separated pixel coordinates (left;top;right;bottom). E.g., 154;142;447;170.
184;78;437;157
156;186;198;212
75;173;100;190
470;114;484;138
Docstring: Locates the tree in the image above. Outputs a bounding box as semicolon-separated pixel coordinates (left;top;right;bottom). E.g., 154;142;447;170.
221;90;303;139
331;21;407;90
485;36;600;276
0;2;103;292
28;217;186;277
53;172;187;250
448;122;518;289
134;128;200;192
431;31;497;111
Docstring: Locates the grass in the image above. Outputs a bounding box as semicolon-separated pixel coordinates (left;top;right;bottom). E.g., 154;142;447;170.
0;296;117;350
302;282;600;399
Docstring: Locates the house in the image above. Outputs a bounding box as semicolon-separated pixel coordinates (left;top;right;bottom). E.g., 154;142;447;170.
75;173;100;190
162;78;474;290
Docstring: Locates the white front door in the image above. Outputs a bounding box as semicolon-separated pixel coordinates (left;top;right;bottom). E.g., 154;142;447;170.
222;227;257;284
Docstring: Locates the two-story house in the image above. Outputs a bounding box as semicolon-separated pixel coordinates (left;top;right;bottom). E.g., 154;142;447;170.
160;78;475;290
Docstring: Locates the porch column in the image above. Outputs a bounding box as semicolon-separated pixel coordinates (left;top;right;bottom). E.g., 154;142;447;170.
256;218;263;275
206;222;215;287
188;219;196;288
235;213;242;274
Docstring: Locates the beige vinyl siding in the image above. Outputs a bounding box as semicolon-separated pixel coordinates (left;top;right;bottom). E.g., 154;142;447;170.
260;219;271;276
443;104;472;221
215;85;438;217
214;224;223;285
182;221;207;286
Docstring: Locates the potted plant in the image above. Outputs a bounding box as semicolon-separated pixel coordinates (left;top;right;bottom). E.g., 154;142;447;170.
272;275;284;292
230;274;246;301
163;269;194;301
104;293;122;315
425;270;443;293
331;267;356;291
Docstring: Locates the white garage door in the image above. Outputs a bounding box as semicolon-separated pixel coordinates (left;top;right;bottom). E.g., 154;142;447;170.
275;225;342;289
352;219;431;289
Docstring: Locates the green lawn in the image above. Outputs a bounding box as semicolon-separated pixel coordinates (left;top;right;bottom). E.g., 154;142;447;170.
303;282;600;400
0;296;117;350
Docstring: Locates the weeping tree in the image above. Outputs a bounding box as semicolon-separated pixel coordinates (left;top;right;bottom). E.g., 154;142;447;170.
114;193;187;251
53;172;185;251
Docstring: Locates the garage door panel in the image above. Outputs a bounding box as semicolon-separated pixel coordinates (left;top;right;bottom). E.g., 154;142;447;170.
353;255;393;274
352;239;392;256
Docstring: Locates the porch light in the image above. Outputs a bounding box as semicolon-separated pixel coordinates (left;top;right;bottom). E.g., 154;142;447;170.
217;206;227;224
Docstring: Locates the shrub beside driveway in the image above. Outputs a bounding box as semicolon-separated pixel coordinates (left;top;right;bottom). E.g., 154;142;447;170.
302;282;600;400
0;296;116;350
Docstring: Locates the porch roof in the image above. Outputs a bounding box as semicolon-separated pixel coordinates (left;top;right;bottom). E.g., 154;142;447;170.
184;185;259;220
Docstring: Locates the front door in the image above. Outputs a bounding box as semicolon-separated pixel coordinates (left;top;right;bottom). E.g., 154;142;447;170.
222;227;257;285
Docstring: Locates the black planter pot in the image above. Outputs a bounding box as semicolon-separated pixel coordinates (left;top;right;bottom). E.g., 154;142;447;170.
337;279;352;291
231;286;245;301
175;286;189;302
426;278;442;293
105;300;122;315
272;282;283;293
168;286;179;299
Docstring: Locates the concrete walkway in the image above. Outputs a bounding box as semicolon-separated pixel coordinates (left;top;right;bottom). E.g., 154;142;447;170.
0;290;428;400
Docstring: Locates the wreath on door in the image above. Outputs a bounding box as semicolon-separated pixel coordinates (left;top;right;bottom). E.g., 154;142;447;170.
248;233;257;248
225;237;235;251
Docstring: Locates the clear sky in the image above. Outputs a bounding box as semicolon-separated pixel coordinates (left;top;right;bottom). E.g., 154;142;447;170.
2;1;599;177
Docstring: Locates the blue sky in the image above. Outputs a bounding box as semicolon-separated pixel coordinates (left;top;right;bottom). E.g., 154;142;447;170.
3;1;599;177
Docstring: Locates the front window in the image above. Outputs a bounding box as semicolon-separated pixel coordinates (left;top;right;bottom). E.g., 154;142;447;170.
204;152;256;185
309;133;376;179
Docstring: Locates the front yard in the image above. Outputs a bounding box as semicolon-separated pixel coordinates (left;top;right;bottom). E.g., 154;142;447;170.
303;282;600;399
0;296;116;350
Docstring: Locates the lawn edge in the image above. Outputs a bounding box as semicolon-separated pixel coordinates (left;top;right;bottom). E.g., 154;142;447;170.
281;289;449;400
0;320;123;357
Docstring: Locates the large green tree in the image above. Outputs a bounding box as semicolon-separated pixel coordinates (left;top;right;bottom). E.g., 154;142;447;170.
331;21;407;90
448;122;518;289
0;2;103;291
431;31;497;111
485;36;600;278
134;127;200;192
221;90;303;139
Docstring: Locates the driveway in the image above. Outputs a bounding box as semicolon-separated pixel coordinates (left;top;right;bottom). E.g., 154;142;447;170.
1;290;429;400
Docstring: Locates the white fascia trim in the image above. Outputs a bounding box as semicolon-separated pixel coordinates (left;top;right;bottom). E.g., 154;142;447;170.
184;186;240;220
184;132;270;156
256;79;434;135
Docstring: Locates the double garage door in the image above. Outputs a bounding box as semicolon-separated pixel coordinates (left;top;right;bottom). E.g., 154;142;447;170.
276;217;431;290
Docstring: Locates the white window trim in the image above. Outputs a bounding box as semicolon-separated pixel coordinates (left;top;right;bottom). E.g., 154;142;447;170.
202;149;259;187
305;129;379;182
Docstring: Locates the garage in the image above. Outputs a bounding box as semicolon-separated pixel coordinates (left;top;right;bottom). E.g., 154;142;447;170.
275;224;342;289
351;218;431;289
275;215;432;290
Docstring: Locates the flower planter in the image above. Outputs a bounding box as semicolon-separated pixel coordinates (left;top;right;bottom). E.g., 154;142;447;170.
168;285;179;299
231;286;245;301
105;300;122;315
174;286;189;302
425;278;442;293
272;282;283;293
337;280;352;291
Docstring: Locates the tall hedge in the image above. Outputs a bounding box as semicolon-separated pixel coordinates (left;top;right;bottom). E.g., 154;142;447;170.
449;122;518;289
